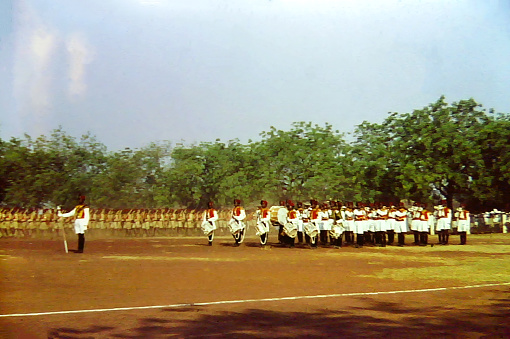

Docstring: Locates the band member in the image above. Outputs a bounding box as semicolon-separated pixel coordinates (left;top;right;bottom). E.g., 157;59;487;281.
330;202;345;248
342;202;355;245
410;202;422;245
386;203;396;245
57;195;90;253
273;200;288;244
456;205;470;245
375;203;388;247
308;200;321;248
319;202;333;246
419;203;431;246
201;201;218;245
394;202;408;246
353;202;367;248
301;202;313;245
435;200;452;245
365;204;376;245
255;200;271;246
285;201;299;247
296;202;305;244
230;199;246;246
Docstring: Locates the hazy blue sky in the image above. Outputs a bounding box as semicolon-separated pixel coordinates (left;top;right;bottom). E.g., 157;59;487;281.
1;0;509;151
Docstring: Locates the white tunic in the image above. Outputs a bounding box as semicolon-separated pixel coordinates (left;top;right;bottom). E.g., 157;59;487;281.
58;205;90;234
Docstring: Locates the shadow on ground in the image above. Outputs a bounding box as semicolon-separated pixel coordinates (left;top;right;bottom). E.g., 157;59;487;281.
47;291;509;338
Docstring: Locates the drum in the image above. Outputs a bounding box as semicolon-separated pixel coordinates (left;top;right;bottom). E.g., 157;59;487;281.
303;222;318;237
201;220;215;236
329;225;345;239
269;206;283;223
255;220;270;236
283;222;298;238
228;219;245;235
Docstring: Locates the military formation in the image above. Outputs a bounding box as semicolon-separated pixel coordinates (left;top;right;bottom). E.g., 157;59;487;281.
200;199;509;248
0;200;508;247
0;206;254;238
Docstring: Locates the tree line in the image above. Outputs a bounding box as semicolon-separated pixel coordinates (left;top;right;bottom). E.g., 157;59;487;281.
1;96;509;212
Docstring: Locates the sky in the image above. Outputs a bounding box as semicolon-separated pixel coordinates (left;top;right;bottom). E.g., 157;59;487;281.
0;0;509;151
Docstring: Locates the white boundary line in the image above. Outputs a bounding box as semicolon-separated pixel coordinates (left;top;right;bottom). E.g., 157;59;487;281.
1;282;509;318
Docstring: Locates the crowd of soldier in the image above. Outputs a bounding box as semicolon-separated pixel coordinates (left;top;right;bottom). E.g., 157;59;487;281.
259;200;510;249
0;205;508;239
0;208;257;238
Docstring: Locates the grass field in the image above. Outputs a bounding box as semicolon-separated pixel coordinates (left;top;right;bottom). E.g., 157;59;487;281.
0;233;509;338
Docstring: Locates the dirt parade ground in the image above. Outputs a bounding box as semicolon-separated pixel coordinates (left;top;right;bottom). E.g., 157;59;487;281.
1;233;509;338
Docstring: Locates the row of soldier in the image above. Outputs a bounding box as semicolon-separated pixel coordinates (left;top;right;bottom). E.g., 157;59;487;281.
203;199;488;248
0;207;257;238
0;202;508;241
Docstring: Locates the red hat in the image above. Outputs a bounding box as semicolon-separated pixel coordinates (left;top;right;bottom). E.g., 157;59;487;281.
234;199;241;205
260;200;268;207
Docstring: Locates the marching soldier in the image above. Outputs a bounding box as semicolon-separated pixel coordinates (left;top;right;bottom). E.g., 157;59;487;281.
386;203;397;245
273;200;288;244
284;201;299;247
410;202;422;245
365;204;376;246
230;199;246;246
319;202;333;246
456;204;470;245
419;203;431;246
308;200;321;248
296;202;305;244
255;200;271;246
435;200;452;245
353;202;367;248
394;202;408;246
201;201;218;245
375;203;388;247
57;195;90;253
330;202;345;248
343;202;355;246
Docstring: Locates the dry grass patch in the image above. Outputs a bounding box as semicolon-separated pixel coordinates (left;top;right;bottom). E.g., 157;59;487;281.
102;255;247;262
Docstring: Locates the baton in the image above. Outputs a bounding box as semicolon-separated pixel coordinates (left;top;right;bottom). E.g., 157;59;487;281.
57;206;68;253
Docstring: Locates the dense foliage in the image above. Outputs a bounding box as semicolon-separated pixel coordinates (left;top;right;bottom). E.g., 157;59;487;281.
1;97;509;212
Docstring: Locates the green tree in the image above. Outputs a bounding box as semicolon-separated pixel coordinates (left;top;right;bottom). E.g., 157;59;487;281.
256;122;349;202
353;96;499;209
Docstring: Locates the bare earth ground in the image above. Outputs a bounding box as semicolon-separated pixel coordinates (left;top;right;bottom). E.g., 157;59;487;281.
0;233;509;338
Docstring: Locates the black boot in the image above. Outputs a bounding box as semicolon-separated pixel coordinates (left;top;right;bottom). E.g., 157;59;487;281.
397;233;405;246
259;233;267;246
364;232;371;245
288;236;295;248
278;226;284;244
381;232;386;247
413;231;420;245
336;235;343;248
444;233;449;245
374;232;381;246
320;230;328;246
419;232;428;246
460;232;467;245
77;234;85;253
297;231;304;244
356;234;364;248
387;231;394;245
